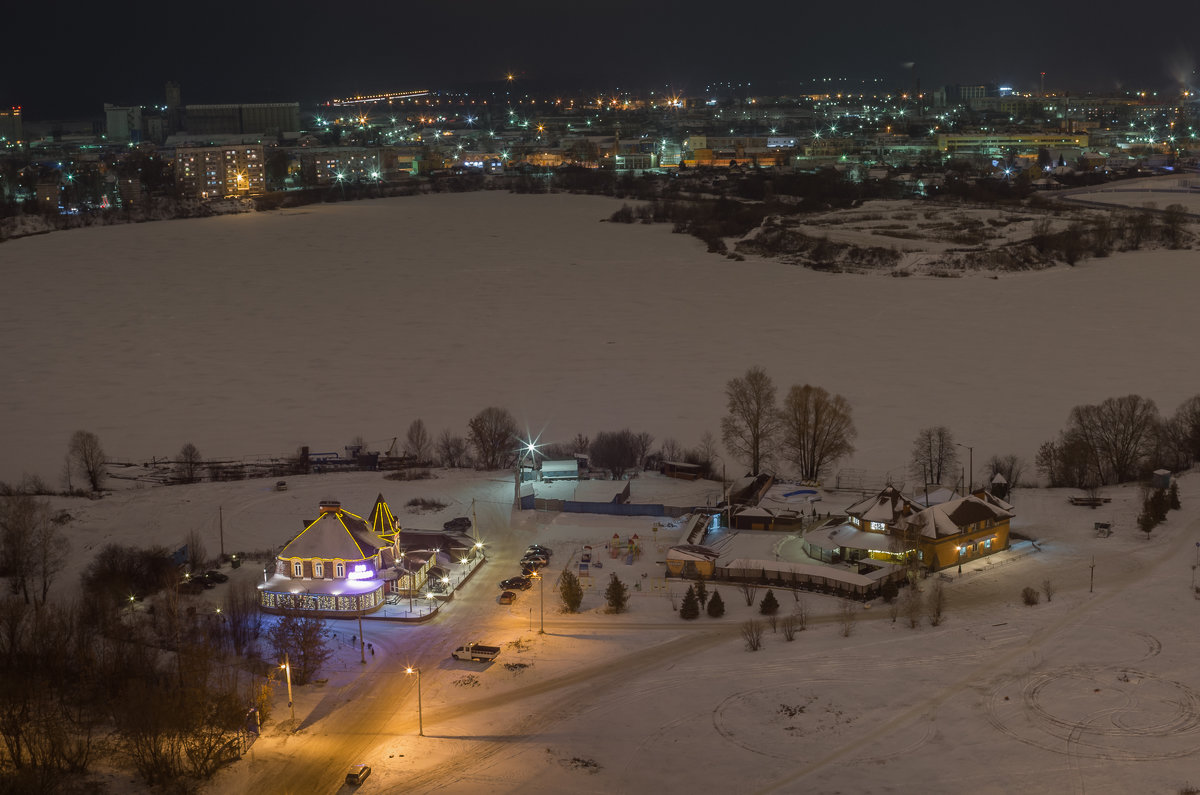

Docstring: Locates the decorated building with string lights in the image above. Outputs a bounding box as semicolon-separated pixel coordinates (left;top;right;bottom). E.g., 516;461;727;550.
259;496;484;616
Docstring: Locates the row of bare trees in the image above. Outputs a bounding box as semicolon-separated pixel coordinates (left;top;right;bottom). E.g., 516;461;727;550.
1036;394;1200;488
721;366;857;479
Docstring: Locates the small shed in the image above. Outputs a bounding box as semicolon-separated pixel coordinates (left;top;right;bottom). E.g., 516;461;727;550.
1153;469;1171;490
541;459;579;481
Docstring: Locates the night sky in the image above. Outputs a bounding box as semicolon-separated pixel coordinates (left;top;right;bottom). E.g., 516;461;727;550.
4;1;1196;118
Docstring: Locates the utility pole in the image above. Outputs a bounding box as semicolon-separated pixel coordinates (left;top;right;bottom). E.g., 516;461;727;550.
1090;556;1095;593
357;610;366;664
219;506;225;558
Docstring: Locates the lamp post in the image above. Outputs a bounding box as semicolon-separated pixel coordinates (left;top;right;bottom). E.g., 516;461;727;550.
405;666;423;736
532;570;544;634
956;443;974;495
357;609;366;664
282;654;295;725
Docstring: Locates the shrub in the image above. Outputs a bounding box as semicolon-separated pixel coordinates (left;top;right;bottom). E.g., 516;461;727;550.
880;580;899;603
1021;586;1040;606
559;571;584;613
707;590;725;618
680;586;700;620
741;620;764;651
604;573;629;613
759;589;780;615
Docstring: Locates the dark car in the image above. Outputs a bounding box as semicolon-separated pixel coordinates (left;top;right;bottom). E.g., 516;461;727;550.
179;578;206;595
204;569;229;584
499;576;533;591
521;554;548;567
498;591;517;605
526;545;552;557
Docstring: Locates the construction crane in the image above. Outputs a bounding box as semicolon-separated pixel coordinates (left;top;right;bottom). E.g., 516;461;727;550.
384;437;398;457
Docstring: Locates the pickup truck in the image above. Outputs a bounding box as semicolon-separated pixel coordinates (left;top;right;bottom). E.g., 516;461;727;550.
451;642;501;662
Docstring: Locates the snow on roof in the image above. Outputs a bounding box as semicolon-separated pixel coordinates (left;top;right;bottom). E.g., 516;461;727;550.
279;504;389;561
805;523;892;553
667;544;721;561
908;494;1013;539
541;459;578;472
845;486;918;523
912;487;960;507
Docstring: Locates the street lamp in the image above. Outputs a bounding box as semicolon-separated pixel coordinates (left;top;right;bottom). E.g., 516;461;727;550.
281;654;295;725
405;666;423;736
956;443;974;495
531;571;544;634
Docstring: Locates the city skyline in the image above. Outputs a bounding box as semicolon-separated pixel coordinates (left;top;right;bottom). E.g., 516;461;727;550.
4;0;1196;119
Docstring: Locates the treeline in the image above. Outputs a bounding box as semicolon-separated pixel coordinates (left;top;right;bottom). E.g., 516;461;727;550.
1036;394;1200;488
0;529;333;792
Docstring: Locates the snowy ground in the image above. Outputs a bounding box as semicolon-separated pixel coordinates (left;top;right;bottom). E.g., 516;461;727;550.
2;191;1198;492
60;467;1200;795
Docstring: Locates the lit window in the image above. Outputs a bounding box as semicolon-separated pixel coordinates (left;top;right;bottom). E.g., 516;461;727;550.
336;562;345;578
314;561;324;578
293;561;302;577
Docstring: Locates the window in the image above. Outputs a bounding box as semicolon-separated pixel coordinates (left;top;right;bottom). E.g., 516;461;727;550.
985;538;992;550
293;561;302;577
314;561;324;578
336;562;345;578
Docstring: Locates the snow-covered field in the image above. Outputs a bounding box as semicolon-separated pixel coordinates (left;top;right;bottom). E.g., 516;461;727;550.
2;191;1198;489
62;467;1200;795
7;190;1200;793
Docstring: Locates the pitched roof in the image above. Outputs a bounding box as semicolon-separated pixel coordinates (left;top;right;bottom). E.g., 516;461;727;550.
845;486;920;525
368;493;400;541
280;502;391;561
906;494;1013;539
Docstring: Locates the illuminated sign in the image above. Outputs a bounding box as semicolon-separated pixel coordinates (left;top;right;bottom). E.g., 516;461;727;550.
347;563;373;580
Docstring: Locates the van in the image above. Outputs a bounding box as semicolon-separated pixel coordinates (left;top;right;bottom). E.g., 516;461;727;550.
346;764;371;785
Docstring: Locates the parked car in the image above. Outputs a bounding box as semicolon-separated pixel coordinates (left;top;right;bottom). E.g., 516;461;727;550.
204;569;229;584
179;578;206;596
498;590;517;605
526;544;552;557
520;555;547;569
451;641;501;662
521;551;548;563
346;764;371;785
499;576;533;591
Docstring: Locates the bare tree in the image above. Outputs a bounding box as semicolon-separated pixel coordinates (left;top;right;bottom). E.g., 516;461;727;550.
779;384;856;481
32;507;65;605
737;581;759;606
741;619;764;651
467;407;518;470
794;599;809;631
1065;395;1160;484
910;426;957;487
436;429;468;468
589;430;638;479
404;419;432;463
571;433;590;455
839;600;857;636
696;431;720;474
68;430;106;491
632;432;655;471
721;366;780;475
902;586;924;629
927;579;945;626
267;612;333;685
177;442;202;484
1041;579;1055;603
659;438;683;463
0;495;44;604
184;528;207;573
781;613;798;641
